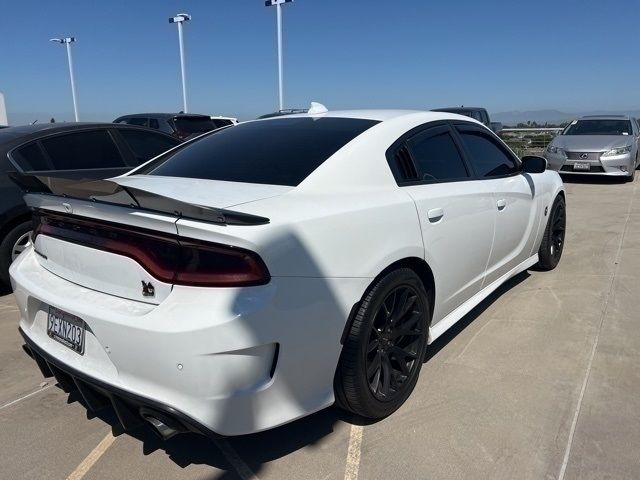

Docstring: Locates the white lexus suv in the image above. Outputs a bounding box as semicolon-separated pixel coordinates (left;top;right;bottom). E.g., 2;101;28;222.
10;109;565;438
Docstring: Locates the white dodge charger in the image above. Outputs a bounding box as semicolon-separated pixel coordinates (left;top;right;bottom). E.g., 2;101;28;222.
10;109;566;438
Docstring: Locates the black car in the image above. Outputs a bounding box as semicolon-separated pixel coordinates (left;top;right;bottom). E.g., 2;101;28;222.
0;123;181;284
114;113;233;140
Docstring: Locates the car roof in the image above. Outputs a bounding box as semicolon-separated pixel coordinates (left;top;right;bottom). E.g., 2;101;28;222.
579;115;631;120
258;109;484;125
432;107;486;113
0;122;175;149
115;113;211;120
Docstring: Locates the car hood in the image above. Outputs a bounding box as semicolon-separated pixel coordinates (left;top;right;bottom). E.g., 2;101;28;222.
113;175;293;209
554;135;634;152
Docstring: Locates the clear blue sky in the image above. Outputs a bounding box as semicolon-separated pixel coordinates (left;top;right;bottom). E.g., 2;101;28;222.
2;0;639;122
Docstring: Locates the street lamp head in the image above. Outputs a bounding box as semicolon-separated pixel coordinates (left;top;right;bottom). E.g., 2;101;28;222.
50;37;76;44
265;0;293;6
169;13;191;24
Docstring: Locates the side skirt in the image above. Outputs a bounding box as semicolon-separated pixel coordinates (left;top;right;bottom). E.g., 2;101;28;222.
427;254;539;344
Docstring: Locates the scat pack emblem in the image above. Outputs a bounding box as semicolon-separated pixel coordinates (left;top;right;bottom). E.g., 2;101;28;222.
141;281;155;297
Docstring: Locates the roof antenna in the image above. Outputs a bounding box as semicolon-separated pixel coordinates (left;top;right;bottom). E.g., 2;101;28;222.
308;102;328;115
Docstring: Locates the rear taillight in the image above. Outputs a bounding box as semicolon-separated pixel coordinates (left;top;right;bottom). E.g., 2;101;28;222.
33;211;270;287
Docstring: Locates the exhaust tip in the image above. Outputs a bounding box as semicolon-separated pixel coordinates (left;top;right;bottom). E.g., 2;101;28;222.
139;407;186;440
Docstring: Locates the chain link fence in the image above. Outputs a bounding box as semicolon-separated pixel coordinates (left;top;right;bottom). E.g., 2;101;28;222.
499;128;564;157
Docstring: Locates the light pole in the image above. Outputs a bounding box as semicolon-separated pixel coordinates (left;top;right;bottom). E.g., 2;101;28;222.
50;37;79;122
265;0;293;111
169;13;191;113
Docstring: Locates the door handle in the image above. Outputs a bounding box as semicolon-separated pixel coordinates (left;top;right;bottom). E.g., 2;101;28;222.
497;199;506;211
427;208;444;223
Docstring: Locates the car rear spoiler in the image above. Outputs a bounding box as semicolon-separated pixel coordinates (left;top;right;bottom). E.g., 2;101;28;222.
8;173;270;226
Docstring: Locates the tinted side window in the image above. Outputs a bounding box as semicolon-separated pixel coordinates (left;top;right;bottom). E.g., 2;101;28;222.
144;117;379;186
41;130;126;170
149;118;160;129
119;129;179;164
457;127;518;177
12;142;50;171
408;129;468;181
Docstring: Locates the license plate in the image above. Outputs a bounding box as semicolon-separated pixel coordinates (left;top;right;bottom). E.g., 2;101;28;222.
573;162;590;171
47;306;86;355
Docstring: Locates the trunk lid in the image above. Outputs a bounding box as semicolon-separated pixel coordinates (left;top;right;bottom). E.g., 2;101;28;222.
18;174;284;304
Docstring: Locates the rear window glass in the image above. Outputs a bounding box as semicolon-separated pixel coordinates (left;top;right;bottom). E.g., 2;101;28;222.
144;117;379;186
564;120;632;136
12;142;50;171
172;117;217;134
124;117;148;127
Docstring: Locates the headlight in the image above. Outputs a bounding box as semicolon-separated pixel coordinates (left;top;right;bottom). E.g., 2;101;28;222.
547;144;564;155
602;145;632;157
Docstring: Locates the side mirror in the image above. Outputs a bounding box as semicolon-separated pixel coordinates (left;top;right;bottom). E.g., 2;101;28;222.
521;155;547;174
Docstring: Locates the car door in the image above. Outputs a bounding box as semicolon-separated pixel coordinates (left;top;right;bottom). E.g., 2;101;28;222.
394;124;497;323
454;123;538;286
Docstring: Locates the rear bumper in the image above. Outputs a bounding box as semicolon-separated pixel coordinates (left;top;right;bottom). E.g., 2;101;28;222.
21;328;220;438
11;248;368;436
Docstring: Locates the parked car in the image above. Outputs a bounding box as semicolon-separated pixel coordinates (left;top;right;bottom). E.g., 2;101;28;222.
0;123;180;284
113;113;231;140
11;110;565;438
431;106;502;133
544;115;639;181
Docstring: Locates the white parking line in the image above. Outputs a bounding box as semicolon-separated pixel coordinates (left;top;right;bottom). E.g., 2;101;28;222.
0;384;52;411
344;424;363;480
66;432;117;480
214;438;260;480
557;184;635;480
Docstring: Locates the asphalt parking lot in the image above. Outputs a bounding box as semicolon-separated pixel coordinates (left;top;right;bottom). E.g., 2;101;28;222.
1;175;639;480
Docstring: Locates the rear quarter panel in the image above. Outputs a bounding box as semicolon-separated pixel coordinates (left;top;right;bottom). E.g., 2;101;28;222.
176;188;424;280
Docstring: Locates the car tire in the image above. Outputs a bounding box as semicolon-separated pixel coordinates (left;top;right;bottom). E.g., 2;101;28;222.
334;268;430;419
626;167;635;182
0;221;32;285
537;196;566;271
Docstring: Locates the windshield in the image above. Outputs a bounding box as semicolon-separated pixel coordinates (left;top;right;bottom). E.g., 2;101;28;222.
564;119;632;136
142;117;379;186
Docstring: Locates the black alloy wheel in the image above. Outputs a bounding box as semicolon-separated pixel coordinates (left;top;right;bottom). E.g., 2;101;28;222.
537;195;566;270
366;285;423;401
335;268;430;419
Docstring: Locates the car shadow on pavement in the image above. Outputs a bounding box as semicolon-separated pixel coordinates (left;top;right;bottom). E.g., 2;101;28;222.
67;370;349;478
425;270;530;362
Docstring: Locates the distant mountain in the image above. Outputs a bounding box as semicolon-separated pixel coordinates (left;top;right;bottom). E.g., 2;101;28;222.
493;109;640;126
